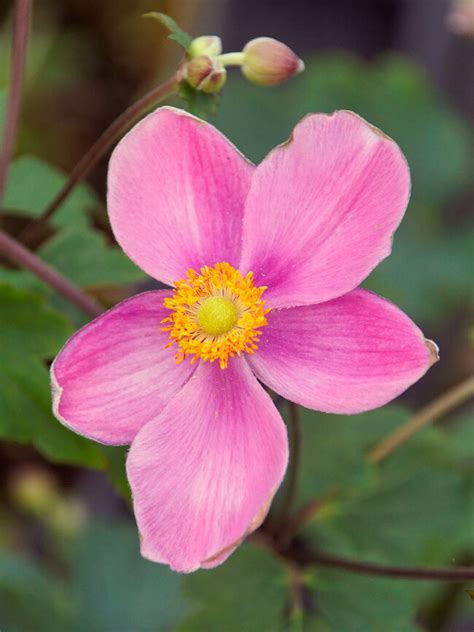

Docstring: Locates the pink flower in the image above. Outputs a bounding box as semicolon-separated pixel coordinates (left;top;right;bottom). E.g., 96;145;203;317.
51;107;438;573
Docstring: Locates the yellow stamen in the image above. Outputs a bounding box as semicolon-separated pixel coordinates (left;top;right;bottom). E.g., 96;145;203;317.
161;262;269;369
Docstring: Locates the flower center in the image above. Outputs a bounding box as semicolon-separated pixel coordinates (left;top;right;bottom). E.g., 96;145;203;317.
197;296;238;335
161;262;269;369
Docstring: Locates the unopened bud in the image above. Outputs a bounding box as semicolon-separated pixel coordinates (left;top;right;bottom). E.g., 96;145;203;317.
186;55;226;94
188;35;222;58
447;0;474;36
242;37;304;87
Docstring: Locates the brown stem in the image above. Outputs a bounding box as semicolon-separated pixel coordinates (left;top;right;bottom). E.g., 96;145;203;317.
299;550;474;582
369;376;474;463
0;228;103;318
275;402;302;532
19;73;181;245
0;0;32;204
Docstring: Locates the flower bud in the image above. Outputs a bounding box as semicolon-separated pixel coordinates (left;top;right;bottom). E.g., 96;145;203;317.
242;37;304;87
447;0;474;36
186;55;226;94
187;35;222;58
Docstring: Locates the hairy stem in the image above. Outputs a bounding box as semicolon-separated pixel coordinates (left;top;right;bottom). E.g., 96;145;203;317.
0;228;103;318
0;0;32;204
19;73;181;245
369;376;474;463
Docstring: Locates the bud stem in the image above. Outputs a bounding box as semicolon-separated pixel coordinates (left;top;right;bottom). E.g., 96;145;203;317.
18;73;180;246
218;52;245;67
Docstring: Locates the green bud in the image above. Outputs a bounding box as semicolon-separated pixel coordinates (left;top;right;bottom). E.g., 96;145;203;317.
242;37;304;87
187;35;222;58
186;55;227;94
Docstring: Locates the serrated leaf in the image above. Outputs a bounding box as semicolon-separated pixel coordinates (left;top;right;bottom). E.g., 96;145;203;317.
144;12;193;49
0;283;105;468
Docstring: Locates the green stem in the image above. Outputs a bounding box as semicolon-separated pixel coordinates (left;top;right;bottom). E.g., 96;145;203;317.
218;52;245;66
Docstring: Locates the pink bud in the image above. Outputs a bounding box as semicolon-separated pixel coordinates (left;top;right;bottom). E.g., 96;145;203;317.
242;37;304;87
185;55;227;94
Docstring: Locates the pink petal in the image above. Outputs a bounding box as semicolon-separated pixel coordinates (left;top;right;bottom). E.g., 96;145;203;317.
126;359;288;573
249;289;438;414
108;107;254;285
240;111;411;307
51;291;195;445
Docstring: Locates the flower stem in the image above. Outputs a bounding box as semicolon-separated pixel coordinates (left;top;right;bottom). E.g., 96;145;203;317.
0;228;103;318
275;402;302;532
218;52;245;66
369;376;474;463
0;0;32;205
18;73;181;245
298;550;474;582
254;531;474;582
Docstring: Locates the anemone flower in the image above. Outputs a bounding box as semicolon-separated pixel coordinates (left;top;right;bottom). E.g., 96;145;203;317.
51;107;438;572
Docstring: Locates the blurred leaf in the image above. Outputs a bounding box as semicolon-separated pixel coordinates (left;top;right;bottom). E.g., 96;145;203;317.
0;522;186;632
307;568;419;632
297;405;473;583
179;542;418;631
0;283;105;468
144;12;193;49
73;523;185;632
4;155;95;228
0;552;75;632
295;406;407;506
39;227;144;288
178;544;288;631
179;81;219;119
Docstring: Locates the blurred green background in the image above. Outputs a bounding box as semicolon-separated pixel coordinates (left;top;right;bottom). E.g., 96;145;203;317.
0;1;473;630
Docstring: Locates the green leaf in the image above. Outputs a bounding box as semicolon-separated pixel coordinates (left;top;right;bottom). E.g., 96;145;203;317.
295;406;407;506
297;405;472;576
144;12;193;49
0;522;186;632
0;283;105;468
179;542;419;631
0;552;75;632
4;155;97;228
39;227;144;288
178;544;288;632
73;523;185;631
179;80;219;119
307;569;419;632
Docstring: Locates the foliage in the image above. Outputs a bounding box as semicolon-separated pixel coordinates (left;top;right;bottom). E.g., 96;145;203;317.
0;523;185;632
0;10;472;629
